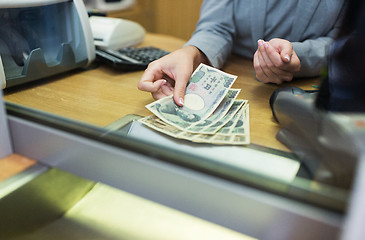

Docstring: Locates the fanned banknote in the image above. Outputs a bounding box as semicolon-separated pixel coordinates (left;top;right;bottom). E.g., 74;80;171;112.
200;100;246;134
139;115;182;138
186;89;240;133
231;104;250;136
138;104;250;145
210;105;250;145
215;107;243;135
146;63;237;131
142;63;250;145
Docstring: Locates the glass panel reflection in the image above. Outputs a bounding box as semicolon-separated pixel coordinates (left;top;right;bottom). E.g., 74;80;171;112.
5;101;349;214
1;1;358;232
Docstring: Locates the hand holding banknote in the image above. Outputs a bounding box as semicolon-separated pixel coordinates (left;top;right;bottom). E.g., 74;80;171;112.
140;63;250;145
138;45;210;106
146;63;237;130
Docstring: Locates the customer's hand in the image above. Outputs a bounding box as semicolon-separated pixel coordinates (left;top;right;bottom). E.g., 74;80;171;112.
138;45;208;106
253;38;301;84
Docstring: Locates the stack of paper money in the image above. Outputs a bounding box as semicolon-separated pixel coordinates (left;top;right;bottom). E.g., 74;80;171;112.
139;63;250;145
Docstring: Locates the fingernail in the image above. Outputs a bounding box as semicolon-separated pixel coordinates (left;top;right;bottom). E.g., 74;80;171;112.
257;39;263;46
264;42;268;48
179;97;184;106
285;54;291;61
161;80;167;86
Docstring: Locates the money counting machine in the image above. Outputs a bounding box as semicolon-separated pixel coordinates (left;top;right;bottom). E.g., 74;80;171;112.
0;0;95;89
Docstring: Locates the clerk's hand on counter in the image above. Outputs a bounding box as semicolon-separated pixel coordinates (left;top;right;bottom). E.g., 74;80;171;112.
253;38;301;84
137;45;209;106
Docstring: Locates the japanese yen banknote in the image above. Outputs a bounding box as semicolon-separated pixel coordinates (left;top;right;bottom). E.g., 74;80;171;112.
142;63;250;145
146;63;237;130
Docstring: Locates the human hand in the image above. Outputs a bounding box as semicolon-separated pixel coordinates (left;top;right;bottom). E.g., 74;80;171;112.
138;45;208;106
253;38;301;84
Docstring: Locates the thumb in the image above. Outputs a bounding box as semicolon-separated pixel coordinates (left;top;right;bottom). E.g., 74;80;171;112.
173;75;190;106
279;42;293;63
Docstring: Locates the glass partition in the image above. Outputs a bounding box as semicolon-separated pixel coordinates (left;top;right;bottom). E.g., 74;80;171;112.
0;0;355;233
5;101;349;214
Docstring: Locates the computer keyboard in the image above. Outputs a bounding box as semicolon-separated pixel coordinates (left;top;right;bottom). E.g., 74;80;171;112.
95;46;170;71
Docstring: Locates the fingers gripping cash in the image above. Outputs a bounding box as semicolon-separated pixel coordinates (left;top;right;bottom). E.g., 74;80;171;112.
139;64;250;145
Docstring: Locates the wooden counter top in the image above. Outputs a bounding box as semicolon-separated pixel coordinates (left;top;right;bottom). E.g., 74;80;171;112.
4;33;320;152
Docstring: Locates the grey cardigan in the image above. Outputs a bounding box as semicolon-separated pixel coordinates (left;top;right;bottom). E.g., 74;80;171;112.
186;0;345;77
